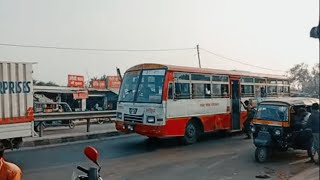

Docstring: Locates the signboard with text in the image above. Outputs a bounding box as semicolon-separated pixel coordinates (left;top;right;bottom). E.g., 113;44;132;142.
107;76;121;89
73;91;88;100
91;80;106;89
68;75;84;88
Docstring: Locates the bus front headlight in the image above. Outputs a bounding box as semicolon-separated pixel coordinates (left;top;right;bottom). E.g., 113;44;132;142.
147;116;155;123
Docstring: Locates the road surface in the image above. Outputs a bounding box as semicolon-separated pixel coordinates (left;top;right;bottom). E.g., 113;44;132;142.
6;133;317;180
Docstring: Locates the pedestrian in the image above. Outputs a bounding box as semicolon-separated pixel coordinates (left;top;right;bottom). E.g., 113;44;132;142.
307;103;320;165
241;100;255;139
294;107;311;130
0;142;22;180
295;107;315;163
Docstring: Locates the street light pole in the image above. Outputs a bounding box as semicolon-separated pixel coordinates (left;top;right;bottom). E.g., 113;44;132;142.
197;44;201;68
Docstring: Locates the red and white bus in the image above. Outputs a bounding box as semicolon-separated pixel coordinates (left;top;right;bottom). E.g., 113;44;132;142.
115;63;290;144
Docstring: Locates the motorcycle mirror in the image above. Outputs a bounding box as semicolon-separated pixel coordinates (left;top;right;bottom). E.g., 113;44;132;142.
84;146;99;165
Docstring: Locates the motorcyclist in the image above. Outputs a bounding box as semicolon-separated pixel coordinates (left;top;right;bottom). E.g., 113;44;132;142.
0;142;22;180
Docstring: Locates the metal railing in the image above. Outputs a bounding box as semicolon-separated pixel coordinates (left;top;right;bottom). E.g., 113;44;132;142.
34;111;116;137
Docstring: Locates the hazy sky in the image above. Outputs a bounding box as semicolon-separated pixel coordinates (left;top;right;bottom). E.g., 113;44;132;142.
0;0;319;85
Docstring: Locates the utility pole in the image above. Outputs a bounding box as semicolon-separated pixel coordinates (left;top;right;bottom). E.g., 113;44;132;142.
196;44;201;68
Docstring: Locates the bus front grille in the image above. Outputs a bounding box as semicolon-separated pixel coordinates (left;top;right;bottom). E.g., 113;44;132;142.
124;114;144;123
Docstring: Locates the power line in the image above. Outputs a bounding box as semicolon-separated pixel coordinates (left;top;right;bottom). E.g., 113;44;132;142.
0;43;195;52
200;48;285;73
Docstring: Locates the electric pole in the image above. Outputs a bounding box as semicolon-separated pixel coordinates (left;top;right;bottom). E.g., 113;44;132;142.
196;44;201;68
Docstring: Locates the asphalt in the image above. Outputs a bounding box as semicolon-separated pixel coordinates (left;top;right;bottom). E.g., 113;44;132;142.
5;132;319;180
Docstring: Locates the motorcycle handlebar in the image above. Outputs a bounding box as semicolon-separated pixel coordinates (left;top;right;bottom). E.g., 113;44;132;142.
77;166;89;174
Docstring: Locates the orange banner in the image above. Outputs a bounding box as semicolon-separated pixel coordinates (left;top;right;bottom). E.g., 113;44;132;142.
73;91;88;100
68;75;84;88
107;76;121;89
92;80;106;89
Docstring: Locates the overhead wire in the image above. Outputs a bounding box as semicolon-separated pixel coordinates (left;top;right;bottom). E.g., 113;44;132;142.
0;43;195;52
200;48;286;73
0;42;286;73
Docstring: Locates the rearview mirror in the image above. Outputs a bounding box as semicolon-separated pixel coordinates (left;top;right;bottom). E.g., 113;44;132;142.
84;146;99;164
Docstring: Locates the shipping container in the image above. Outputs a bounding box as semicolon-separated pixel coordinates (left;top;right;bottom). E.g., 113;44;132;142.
0;61;34;148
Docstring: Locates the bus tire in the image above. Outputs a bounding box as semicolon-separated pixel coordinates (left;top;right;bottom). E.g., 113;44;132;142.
182;121;199;145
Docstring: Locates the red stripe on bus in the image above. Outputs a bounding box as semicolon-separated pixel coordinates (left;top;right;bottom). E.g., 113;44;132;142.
116;111;248;137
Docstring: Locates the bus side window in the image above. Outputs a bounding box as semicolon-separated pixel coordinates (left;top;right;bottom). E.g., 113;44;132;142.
168;83;173;99
175;83;190;99
221;84;229;97
205;84;211;98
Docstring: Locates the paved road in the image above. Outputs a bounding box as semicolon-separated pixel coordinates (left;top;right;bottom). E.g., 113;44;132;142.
6;133;317;180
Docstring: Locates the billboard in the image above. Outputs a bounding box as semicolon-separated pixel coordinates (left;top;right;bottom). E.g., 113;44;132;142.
68;75;84;88
73;91;88;100
91;80;106;89
107;76;121;89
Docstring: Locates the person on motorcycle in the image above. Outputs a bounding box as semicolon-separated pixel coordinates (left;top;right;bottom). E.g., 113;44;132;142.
0;142;22;180
241;100;256;139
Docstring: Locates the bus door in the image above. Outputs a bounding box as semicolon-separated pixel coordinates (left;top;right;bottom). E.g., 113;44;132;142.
230;78;241;130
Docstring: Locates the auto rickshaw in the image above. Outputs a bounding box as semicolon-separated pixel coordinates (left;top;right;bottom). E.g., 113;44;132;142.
251;97;319;163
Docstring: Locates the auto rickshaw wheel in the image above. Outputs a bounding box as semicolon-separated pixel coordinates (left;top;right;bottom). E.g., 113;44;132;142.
255;147;269;163
69;121;75;129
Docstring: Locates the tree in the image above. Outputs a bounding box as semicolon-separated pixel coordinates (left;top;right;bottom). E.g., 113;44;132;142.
288;63;319;95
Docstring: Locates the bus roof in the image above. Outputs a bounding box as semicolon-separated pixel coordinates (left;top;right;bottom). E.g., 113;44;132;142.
127;63;288;80
259;97;319;106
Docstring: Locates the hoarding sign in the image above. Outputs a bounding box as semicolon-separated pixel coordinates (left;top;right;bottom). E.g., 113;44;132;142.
73;91;88;100
107;76;121;89
68;75;84;88
92;80;106;89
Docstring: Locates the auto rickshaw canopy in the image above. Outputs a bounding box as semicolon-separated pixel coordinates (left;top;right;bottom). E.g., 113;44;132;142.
257;97;319;107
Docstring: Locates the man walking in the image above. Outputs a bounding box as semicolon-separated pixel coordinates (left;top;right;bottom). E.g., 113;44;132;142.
307;103;320;165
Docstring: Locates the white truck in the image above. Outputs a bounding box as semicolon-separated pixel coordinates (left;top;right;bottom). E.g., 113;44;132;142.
0;61;34;148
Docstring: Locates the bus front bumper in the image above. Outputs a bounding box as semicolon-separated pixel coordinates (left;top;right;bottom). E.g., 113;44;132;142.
115;121;170;137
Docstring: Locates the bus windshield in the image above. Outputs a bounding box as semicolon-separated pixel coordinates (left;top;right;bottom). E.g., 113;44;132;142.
118;69;166;103
255;104;289;121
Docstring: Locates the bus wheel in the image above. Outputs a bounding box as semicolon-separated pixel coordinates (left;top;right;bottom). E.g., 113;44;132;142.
182;121;198;145
255;147;269;163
